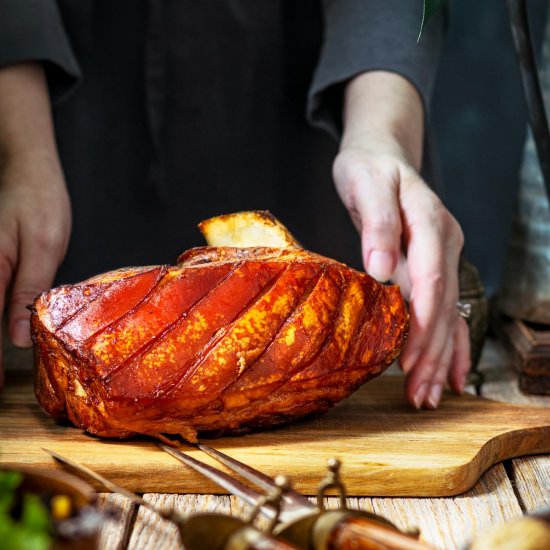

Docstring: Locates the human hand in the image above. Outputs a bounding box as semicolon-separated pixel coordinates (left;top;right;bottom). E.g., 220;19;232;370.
337;71;470;409
0;62;71;390
334;144;470;409
0;151;71;387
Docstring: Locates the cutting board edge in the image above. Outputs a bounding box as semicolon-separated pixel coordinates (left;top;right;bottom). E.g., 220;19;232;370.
4;375;550;497
4;423;550;497
403;423;550;497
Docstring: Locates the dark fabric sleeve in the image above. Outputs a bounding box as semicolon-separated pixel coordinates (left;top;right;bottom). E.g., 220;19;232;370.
0;0;81;104
308;0;444;140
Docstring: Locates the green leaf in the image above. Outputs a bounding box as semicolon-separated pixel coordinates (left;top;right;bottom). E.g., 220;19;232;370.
0;471;52;550
21;494;51;533
418;0;447;41
0;471;22;514
0;521;52;550
0;470;23;493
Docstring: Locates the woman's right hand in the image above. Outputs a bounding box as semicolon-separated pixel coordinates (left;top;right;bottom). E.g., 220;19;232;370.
337;71;470;410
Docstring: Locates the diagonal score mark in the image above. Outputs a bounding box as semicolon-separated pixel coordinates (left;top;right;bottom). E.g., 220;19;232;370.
58;266;167;345
96;263;236;381
51;266;163;333
160;261;289;397
192;263;324;396
223;265;326;391
280;268;351;384
220;265;344;401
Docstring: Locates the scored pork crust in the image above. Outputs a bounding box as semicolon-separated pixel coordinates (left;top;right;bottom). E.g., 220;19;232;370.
32;247;408;442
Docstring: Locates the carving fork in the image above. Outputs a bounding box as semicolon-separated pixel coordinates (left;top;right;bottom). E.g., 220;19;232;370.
160;443;435;550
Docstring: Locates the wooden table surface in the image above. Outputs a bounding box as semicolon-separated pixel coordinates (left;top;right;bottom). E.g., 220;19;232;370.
3;338;550;549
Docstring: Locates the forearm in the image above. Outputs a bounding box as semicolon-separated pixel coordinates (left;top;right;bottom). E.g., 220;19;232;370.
0;62;60;163
340;71;424;171
0;64;71;353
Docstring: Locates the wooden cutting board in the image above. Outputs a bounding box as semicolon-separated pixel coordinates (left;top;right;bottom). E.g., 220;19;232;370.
1;370;549;497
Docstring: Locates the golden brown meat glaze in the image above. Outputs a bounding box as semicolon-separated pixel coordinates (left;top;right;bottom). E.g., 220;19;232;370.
32;247;408;442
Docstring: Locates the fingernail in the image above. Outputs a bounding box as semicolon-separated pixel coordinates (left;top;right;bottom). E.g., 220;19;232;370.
367;251;394;281
401;347;421;374
412;382;429;409
11;319;31;347
426;383;443;409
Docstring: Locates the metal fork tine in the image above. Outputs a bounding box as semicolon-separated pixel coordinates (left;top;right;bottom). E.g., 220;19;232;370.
159;444;276;518
195;442;311;508
196;442;278;493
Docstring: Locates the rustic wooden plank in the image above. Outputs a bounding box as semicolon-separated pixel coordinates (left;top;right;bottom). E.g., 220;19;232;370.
479;338;550;513
125;494;253;550
96;493;135;550
127;494;183;550
493;315;550;394
357;464;521;550
118;467;523;550
511;456;550;513
479;340;550;406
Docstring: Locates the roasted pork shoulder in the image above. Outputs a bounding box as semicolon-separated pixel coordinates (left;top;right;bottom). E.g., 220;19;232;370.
32;245;408;442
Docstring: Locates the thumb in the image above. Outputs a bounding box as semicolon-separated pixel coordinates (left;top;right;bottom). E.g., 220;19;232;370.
354;172;402;282
9;240;60;348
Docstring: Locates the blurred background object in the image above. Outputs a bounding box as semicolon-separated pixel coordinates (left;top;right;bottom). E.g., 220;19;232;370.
431;0;548;297
468;504;550;550
454;0;550;394
498;0;550;325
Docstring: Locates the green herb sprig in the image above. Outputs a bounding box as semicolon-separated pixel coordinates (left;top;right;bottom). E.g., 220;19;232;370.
418;0;447;41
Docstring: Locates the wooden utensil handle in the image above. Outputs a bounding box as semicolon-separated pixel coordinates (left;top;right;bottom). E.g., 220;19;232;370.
326;517;435;550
